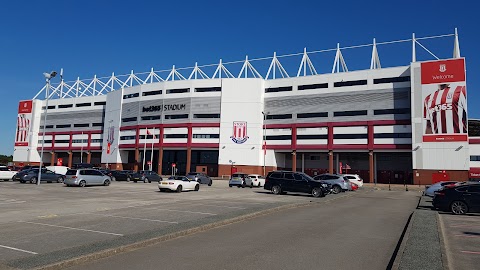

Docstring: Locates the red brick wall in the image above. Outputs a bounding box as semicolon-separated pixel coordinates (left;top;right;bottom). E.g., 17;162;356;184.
413;169;469;185
218;164;277;177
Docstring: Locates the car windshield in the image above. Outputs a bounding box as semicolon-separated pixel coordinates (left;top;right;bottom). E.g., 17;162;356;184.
168;176;187;180
295;172;314;181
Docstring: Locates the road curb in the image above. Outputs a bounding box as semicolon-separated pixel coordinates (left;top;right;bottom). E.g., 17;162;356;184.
29;193;352;270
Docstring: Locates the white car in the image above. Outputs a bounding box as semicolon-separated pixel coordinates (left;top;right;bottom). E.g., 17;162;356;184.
0;166;16;181
342;174;364;187
158;176;200;192
248;174;265;187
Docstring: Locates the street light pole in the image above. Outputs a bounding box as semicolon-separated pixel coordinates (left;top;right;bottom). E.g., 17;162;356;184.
38;71;57;186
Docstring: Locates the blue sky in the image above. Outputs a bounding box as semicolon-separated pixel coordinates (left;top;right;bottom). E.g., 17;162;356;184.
0;0;478;155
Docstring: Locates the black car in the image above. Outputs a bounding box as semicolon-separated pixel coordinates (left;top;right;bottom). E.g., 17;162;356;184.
432;183;480;215
110;170;134;181
264;170;329;198
139;171;162;183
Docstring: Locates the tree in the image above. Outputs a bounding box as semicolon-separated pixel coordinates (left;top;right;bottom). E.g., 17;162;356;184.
0;155;13;165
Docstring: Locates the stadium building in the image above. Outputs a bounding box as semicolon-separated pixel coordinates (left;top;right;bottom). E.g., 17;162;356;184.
13;29;480;184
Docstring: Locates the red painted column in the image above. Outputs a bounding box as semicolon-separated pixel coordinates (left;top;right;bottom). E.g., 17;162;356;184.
158;125;164;175
368;122;374;150
186;124;192;173
328;123;334;174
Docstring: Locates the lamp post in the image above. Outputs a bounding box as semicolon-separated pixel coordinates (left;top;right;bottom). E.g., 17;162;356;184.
262;111;269;176
38;71;57;186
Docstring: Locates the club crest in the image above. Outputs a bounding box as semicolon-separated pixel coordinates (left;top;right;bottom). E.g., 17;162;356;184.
107;126;115;144
439;64;446;73
230;121;249;144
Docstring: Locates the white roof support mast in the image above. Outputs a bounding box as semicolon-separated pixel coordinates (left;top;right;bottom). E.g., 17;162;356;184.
370;38;381;69
238;55;262;78
332;43;348;73
297;48;317;77
265;52;289;79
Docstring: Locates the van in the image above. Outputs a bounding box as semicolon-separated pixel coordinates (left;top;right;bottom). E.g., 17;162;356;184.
46;166;70;175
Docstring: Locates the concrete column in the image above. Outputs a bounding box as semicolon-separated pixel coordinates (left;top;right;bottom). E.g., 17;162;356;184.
68;152;73;168
328;150;334;173
369;150;374;184
292;151;297;172
50;152;55;166
336;153;340;173
86;152;91;164
157;148;163;175
134;148;139;171
301;152;305;173
186;148;192;173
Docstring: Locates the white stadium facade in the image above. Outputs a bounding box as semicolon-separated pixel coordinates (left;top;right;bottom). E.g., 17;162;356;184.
13;29;480;185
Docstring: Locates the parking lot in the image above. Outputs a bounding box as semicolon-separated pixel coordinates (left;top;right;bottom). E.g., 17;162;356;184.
0;180;353;269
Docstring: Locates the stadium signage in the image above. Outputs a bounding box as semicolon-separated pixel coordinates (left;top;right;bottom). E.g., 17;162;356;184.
142;104;186;112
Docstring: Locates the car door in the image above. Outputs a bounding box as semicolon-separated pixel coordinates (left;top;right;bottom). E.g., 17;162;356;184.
92;170;105;185
465;185;480;211
43;170;55;181
294;173;310;193
282;173;296;192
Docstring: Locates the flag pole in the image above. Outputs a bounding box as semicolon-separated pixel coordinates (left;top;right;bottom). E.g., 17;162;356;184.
142;128;147;171
150;128;155;171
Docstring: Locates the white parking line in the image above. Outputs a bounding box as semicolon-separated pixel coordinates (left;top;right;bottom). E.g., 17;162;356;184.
143;208;217;216
0;201;26;205
0;244;38;254
83;213;179;224
18;221;124;236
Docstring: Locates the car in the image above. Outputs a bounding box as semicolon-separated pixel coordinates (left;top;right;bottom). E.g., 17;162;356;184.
64;169;111;187
351;182;359;191
139;170;163;183
229;173;253;188
19;165;40;171
424;181;459;197
186;172;212;186
46;165;70;175
110;170;134;181
72;163;94;169
129;171;144;182
247;174;265;187
313;174;352;194
158;176;200;192
0;166;16;181
432;183;480;215
342;174;364;187
21;168;65;184
263;170;329;198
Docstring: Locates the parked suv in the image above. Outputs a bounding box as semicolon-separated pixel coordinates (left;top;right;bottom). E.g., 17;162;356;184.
186;172;212;186
264;171;329;198
229;173;252;188
313;174;352;194
64;169;111;187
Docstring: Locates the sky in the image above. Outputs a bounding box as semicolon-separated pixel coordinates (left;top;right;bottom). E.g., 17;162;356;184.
0;0;479;156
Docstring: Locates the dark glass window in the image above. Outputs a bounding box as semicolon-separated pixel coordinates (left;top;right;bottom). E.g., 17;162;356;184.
120;136;136;140
195;87;221;92
139;135;156;139
373;76;410;84
470;156;480;161
143;90;162;96
76;103;91;107
92;123;103;127
55;139;70;143
166;88;189;94
266;114;292;120
38;140;52;143
297;112;328;118
58;104;73;108
73;123;90;127
297;134;328;140
193;134;220;139
94;101;106;106
269;172;282;179
265;135;292;140
374;108;411;115
91;139;102;143
141;115;161;121
42;105;56;110
468;120;480;137
72;139;87;143
284;173;295;180
334;134;368;139
265;86;292;93
298;83;328;90
334;80;367;87
374;133;412;138
41;125;54;129
164;134;188;139
122;117;137;123
334;110;368;117
123;93;139;99
193;114;220;119
56;124;71;128
164;114;189;120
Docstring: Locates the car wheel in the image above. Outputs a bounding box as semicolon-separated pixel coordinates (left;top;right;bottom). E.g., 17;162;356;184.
30;177;37;184
57;177;64;183
237;185;241;188
111;176;116;181
312;187;323;198
79;180;86;187
208;181;212;186
104;179;111;186
127;177;131;182
451;201;468;215
250;183;253;188
332;185;342;194
20;180;25;183
229;184;232;187
258;182;262;187
272;185;282;195
176;185;183;193
143;177;149;183
194;184;199;191
242;183;246;188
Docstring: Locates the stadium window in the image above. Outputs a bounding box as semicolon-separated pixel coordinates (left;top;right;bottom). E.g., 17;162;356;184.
76;103;91;107
297;112;328;118
333;80;368;87
120;136;136;140
143;90;162;96
470;156;480;161
166;88;190;94
164;134;188;139
92;123;104;127
94;101;106;106
192;134;220;139
73;123;90;127
164;114;189;120
373;76;410;84
38;140;52;144
373;133;412;138
334;110;368;117
468;120;480;137
123;93;139;99
374;108;411;115
195;87;221;92
42;105;56;110
58;104;73;109
91;139;103;143
298;83;328;90
265;135;292;140
141;115;161;121
54;139;70;144
266;114;292;120
297;134;328;140
265;86;293;93
333;134;368;139
56;124;71;128
193;114;220;119
40;125;54;129
122;117;137;123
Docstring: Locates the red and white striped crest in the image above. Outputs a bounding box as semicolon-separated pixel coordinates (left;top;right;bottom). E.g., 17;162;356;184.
230;121;249;144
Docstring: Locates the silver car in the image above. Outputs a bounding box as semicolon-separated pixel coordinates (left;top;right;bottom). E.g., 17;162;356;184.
64;169;111;187
229;173;253;188
313;174;352;194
